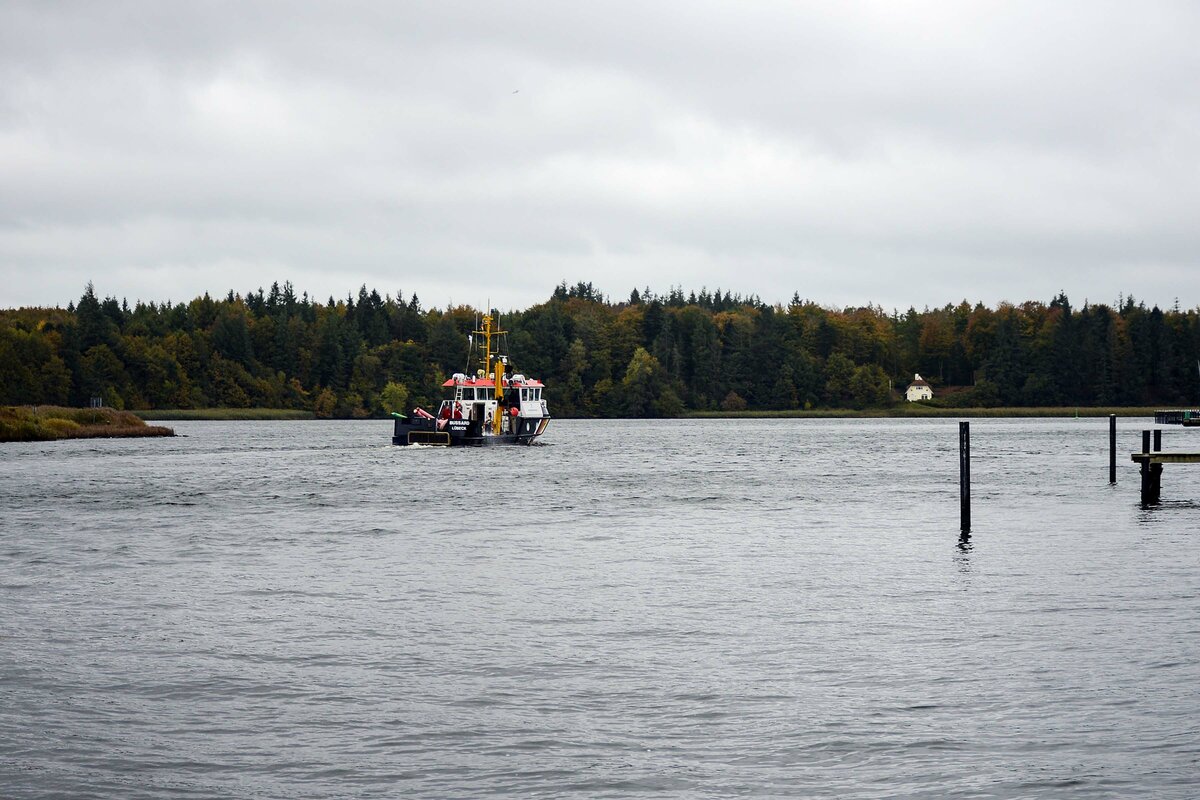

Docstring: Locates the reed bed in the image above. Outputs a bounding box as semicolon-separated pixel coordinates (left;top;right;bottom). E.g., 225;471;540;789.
130;408;315;421
0;406;174;442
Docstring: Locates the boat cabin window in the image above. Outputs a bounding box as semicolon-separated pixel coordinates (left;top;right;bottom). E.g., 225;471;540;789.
533;388;541;400
460;386;498;401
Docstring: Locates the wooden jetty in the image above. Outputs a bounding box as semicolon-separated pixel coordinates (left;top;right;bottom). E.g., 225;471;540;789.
1130;427;1200;504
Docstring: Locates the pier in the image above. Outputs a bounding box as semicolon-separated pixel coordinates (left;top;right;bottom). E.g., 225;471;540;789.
1154;410;1200;427
1130;427;1200;504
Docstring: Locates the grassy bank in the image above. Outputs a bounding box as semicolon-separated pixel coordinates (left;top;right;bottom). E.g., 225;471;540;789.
1;406;174;442
131;408;315;421
132;406;1166;422
685;406;1164;420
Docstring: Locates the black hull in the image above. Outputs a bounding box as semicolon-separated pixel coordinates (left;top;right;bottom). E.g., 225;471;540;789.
392;417;548;447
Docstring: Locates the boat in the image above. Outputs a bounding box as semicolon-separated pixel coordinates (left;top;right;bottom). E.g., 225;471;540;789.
391;312;550;446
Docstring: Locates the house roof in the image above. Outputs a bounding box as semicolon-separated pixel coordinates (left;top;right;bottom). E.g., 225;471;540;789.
907;378;931;388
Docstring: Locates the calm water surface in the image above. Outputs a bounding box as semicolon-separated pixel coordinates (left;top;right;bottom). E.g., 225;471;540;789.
1;418;1198;798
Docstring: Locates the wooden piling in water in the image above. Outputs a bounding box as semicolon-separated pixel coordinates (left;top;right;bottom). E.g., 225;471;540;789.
1151;429;1163;503
1109;414;1117;484
959;421;971;533
1140;430;1151;503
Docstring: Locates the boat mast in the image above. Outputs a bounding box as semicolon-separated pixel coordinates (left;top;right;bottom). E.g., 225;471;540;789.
476;311;507;379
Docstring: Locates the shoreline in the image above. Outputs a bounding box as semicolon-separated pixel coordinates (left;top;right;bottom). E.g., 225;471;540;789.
131;409;316;421
125;405;1169;422
683;406;1163;419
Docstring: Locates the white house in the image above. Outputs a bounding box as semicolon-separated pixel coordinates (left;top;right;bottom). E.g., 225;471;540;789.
905;374;933;402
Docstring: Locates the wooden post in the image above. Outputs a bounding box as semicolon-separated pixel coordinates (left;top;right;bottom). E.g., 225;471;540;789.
1109;414;1117;484
959;421;971;533
1140;430;1151;505
1151;428;1163;503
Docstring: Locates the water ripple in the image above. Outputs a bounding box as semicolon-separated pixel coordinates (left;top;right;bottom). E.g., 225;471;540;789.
1;417;1197;798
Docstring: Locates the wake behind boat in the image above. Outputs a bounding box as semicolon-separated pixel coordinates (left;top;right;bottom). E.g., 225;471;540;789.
391;312;550;446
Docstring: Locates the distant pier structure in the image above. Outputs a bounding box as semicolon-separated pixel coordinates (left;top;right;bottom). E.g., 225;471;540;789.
1154;410;1200;427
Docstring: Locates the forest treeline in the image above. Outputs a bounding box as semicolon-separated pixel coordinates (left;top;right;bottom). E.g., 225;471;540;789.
1;280;1198;417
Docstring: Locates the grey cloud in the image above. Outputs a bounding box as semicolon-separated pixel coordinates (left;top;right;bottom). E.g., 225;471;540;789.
2;1;1198;312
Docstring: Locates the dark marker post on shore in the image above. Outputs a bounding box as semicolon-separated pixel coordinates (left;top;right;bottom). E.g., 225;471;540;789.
959;421;971;533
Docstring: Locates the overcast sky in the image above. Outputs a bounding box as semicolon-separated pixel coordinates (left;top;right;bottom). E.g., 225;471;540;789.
2;1;1198;312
